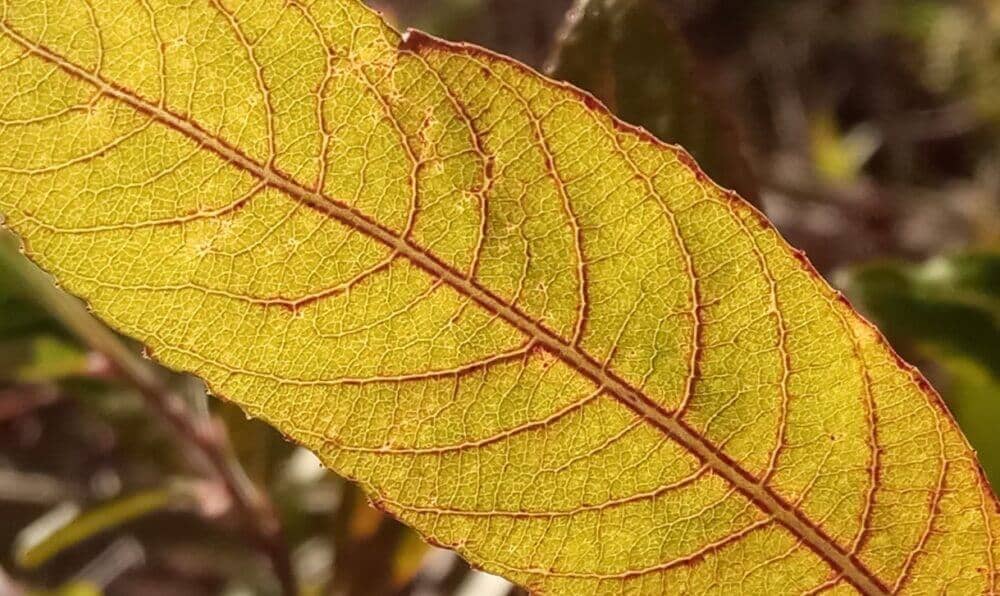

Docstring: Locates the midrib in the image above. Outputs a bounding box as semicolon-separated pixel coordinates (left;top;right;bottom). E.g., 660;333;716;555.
2;22;888;595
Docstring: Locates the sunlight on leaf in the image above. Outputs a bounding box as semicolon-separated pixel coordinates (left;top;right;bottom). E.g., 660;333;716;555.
0;1;996;593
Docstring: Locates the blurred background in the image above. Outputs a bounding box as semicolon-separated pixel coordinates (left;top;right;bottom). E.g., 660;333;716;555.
1;0;997;594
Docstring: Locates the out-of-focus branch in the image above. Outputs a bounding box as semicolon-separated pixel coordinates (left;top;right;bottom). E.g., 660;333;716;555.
0;236;297;596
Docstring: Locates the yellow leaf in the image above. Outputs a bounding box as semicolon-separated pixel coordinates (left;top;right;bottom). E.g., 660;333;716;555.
0;1;996;593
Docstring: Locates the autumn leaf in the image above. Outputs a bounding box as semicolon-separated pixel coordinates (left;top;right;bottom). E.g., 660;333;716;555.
0;1;996;594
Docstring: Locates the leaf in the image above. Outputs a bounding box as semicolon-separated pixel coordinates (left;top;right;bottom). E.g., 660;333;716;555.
30;581;104;596
0;1;996;593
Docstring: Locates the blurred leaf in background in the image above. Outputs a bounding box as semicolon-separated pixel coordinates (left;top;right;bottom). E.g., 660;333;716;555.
843;252;999;375
889;0;1000;127
15;488;177;571
546;0;758;200
0;238;88;387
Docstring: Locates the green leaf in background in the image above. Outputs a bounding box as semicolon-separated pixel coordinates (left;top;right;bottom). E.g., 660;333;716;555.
402;0;484;42
937;354;1000;488
842;252;999;375
886;0;1000;125
0;234;89;384
547;0;758;200
841;251;1000;483
15;488;177;570
0;336;89;384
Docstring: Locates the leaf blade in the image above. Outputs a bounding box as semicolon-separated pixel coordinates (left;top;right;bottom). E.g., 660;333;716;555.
0;1;996;594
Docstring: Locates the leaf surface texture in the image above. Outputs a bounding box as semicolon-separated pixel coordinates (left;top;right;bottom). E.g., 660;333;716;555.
0;1;997;593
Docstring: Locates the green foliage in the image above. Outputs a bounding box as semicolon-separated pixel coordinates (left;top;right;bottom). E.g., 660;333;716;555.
843;252;998;375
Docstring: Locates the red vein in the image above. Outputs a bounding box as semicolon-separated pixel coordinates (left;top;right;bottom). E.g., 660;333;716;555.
286;0;335;192
983;473;998;594
472;57;589;344
401;47;494;281
891;413;949;593
800;296;882;596
802;576;842;596
0;22;891;596
581;95;702;416
380;465;710;519
61;250;394;311
209;0;277;166
168;338;536;387
325;387;601;455
827;295;881;555
23;182;263;233
351;57;422;241
492;518;773;579
0;120;152;174
311;279;444;340
725;212;792;484
137;0;166;106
